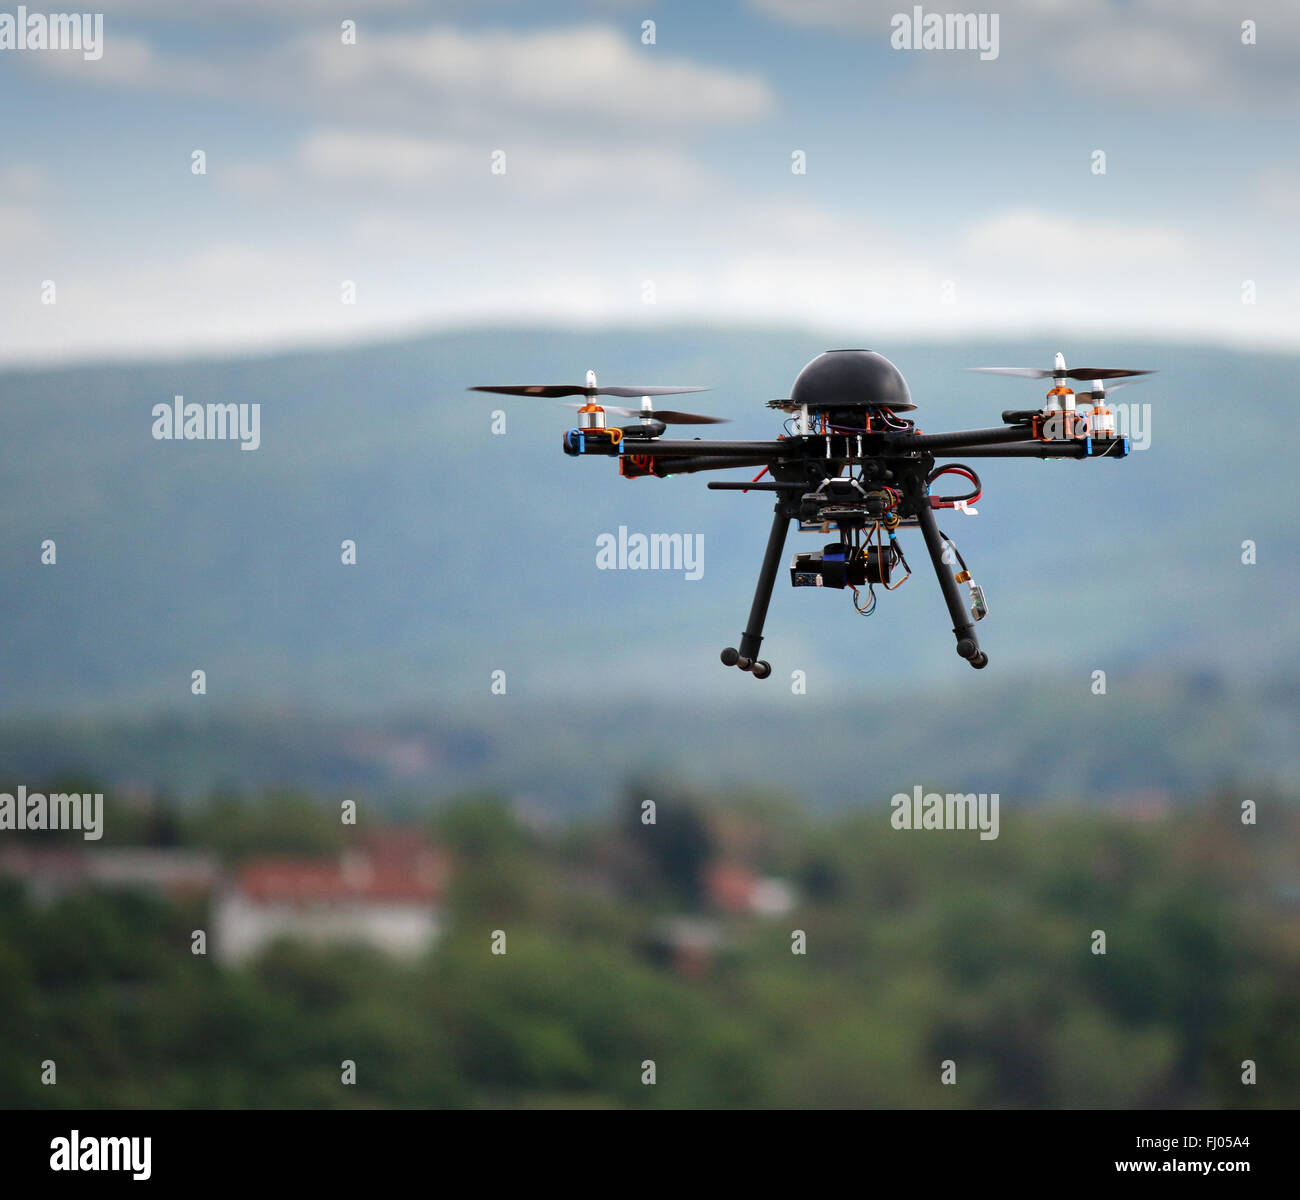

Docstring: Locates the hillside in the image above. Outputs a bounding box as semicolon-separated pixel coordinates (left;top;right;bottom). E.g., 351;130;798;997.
0;327;1293;716
0;328;1294;808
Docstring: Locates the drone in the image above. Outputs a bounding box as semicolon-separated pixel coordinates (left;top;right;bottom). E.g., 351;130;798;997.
472;350;1151;679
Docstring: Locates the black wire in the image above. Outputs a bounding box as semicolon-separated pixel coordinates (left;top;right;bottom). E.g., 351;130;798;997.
941;533;972;574
926;462;982;504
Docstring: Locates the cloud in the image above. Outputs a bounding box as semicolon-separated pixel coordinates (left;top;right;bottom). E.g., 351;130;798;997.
0;203;47;253
31;23;774;127
31;32;226;90
4;191;1295;367
753;0;1300;36
107;0;418;13
297;130;471;184
749;0;1300;106
294;24;774;124
224;127;711;207
1254;168;1300;218
0;240;397;364
6;11;1296;363
961;209;1188;267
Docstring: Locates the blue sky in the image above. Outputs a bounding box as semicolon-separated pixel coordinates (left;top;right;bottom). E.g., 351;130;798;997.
1;0;1297;363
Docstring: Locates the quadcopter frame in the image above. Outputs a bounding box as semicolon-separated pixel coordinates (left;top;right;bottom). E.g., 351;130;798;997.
476;353;1142;680
600;420;1129;677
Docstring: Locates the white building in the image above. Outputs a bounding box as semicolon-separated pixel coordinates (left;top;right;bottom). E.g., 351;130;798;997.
213;834;449;965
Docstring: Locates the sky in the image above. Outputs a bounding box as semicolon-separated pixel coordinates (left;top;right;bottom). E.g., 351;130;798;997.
1;0;1297;365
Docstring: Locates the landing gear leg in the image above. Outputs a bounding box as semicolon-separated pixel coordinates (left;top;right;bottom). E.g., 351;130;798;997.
915;498;988;669
721;501;791;679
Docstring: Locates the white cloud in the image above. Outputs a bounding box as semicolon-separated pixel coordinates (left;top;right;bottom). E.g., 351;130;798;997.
0;203;47;252
4;192;1297;367
226;127;710;203
754;0;1300;35
32;34;225;90
496;142;709;197
5;10;1296;364
961;209;1188;267
295;24;774;124
31;23;774;126
107;0;417;12
750;0;1300;105
298;130;471;184
0;240;404;364
1068;26;1211;96
1254;168;1300;218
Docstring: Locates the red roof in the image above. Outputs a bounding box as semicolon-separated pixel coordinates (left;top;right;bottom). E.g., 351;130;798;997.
235;837;449;904
705;860;758;914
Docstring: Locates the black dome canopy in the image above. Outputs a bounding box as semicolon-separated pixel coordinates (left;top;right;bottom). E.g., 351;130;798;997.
788;349;915;412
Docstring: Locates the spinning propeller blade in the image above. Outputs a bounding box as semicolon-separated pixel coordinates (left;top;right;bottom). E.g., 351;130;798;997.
472;367;708;401
598;385;711;398
967;366;1152;381
564;401;728;425
967;349;1153;383
470;383;709;398
966;367;1058;379
638;409;727;424
469;384;592;397
1080;378;1145;398
1059;368;1152;381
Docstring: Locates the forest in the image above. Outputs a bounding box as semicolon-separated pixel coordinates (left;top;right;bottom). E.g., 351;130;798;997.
1;783;1294;1109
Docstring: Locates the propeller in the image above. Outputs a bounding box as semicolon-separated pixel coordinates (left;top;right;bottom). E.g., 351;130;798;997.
1078;378;1145;400
470;368;709;400
969;367;1152;381
565;400;728;426
472;383;712;398
966;351;1153;383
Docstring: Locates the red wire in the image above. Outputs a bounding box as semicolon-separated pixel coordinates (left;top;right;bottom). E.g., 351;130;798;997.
929;465;982;508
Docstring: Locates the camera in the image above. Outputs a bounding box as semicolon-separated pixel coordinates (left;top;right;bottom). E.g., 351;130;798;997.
790;542;891;589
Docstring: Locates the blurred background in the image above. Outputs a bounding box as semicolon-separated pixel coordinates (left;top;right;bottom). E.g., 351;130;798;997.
0;1;1296;1108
